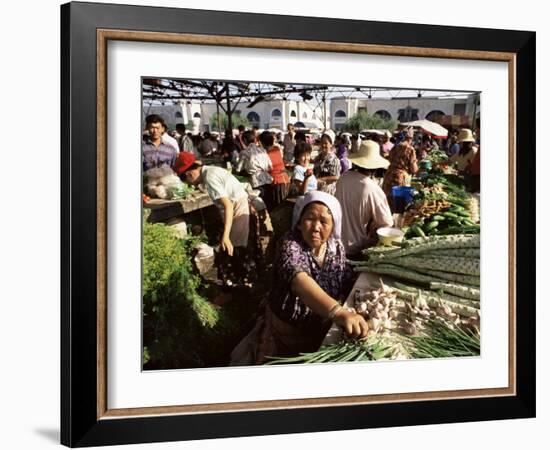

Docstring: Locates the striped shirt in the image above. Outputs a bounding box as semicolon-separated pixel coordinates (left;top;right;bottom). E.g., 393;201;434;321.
236;144;273;188
142;138;177;171
313;151;341;195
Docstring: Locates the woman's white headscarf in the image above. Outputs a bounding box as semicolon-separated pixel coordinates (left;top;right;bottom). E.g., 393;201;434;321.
292;191;342;251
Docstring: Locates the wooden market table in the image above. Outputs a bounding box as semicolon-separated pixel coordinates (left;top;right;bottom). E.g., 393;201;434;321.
144;191;214;223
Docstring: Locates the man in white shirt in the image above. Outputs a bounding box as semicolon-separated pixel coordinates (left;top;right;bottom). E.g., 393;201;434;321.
174;152;254;302
335;140;393;256
174;153;249;257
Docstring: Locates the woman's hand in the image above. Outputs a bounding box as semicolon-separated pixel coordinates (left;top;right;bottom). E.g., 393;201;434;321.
333;308;369;339
220;235;234;256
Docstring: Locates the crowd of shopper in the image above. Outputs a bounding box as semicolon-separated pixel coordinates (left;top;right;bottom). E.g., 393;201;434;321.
142;113;481;364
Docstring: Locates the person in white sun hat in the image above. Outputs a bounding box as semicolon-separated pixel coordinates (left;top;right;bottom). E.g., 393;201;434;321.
450;128;479;173
335;140;393;257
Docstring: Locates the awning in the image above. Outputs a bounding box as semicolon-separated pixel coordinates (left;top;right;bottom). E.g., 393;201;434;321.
400;119;449;138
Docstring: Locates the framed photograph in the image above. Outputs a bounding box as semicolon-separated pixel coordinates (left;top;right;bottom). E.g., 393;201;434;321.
61;1;535;447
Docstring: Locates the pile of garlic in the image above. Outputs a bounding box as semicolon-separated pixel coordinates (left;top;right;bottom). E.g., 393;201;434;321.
354;282;435;337
353;282;399;336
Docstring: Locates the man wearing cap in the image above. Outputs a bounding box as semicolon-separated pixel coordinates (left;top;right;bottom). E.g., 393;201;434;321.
335;140;393;256
174;152;249;257
142;114;178;171
174;152;254;297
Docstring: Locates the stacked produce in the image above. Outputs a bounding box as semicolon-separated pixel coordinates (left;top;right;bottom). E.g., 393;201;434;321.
266;283;404;365
403;174;479;237
353;234;480;323
425;147;448;165
356;233;482;354
266;273;480;365
144;166;195;200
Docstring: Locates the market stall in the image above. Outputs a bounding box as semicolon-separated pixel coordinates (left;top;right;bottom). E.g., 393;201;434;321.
268;167;481;365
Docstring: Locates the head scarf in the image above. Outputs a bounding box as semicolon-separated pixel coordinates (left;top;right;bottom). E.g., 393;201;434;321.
336;142;348;159
292;191;342;251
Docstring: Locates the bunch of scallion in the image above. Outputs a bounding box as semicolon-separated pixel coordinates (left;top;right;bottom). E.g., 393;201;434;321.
264;336;395;365
405;317;480;359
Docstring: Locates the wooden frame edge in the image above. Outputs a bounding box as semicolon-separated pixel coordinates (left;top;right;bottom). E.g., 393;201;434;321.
97;28;108;419
95;28;517;420
508;56;517;395
98;29;516;61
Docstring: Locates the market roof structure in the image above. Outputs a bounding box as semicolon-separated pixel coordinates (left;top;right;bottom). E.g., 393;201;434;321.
142;78;479;130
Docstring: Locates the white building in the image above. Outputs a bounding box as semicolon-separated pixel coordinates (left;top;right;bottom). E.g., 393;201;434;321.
329;96;478;131
143;94;478;133
143;99;325;132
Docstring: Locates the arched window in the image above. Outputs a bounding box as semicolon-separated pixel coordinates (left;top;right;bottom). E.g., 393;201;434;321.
374;110;392;121
247;112;260;126
294;121;305;128
425;110;446;122
271;108;282;118
334;110;347;118
193;112;201;118
175;111;183;118
397;107;418;122
290;110;297;117
302;112;308;119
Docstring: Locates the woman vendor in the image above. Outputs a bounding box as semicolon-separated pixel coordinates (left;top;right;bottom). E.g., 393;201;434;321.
381;127;418;209
450;128;479;174
230;191;369;365
174;152;255;299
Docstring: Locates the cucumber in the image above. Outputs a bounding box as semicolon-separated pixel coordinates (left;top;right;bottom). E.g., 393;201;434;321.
442;212;459;219
449;199;469;208
448;205;465;212
455;210;471;218
411;225;426;238
424;220;439;231
431;214;445;221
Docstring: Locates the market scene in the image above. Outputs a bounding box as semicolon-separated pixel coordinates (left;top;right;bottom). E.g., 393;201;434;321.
141;79;481;370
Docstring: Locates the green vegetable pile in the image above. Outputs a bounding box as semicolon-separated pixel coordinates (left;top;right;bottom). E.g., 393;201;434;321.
142;219;247;369
403;174;479;238
265;336;397;365
169;183;195;200
406;317;480;358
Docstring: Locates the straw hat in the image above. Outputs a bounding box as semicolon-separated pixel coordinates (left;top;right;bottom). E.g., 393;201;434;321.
457;128;475;143
348;140;390;169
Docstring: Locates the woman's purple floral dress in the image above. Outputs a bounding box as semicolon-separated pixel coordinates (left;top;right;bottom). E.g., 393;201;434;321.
268;230;355;332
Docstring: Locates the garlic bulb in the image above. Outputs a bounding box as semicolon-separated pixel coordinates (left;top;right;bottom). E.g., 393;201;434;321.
368;318;381;332
401;322;417;335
